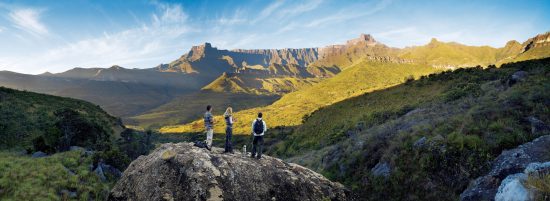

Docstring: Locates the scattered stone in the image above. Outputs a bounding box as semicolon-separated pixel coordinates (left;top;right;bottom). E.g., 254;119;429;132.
31;151;47;158
63;166;76;176
460;135;550;201
108;143;351;201
494;173;529;201
69;146;85;151
371;162;391;178
511;71;528;82
527;116;549;135
60;189;77;198
413;137;427;148
94;164;107;181
94;162;122;182
507;71;528;86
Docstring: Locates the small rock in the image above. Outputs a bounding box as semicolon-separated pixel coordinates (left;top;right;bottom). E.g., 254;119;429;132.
527;116;549;135
31;151;47;158
60;189;78;198
511;71;528;82
94;165;107;181
494;173;529;201
63;166;76;176
524;161;550;175
413;137;427;148
69;146;85;151
371;162;391;178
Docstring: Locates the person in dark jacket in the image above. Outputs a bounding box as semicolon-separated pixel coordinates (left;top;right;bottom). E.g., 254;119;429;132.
224;107;235;153
251;112;267;159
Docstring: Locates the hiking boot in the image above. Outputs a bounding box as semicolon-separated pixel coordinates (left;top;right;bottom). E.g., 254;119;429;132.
206;146;212;151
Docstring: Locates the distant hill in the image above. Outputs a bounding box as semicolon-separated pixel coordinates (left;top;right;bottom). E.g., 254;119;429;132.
0;66;208;117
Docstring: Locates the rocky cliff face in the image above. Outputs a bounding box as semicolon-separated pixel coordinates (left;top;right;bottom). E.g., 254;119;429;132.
109;143;351;201
522;32;550;53
159;43;320;74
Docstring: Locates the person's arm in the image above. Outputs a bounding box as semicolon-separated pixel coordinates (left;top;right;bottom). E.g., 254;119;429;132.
263;121;267;133
251;120;255;133
230;116;234;124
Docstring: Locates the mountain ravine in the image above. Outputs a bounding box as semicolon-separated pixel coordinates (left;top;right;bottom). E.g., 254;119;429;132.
108;143;352;201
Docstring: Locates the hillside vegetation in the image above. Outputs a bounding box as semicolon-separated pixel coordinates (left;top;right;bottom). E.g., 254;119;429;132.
161;60;440;134
0;87;155;200
0;151;111;201
0;87;122;151
272;58;550;200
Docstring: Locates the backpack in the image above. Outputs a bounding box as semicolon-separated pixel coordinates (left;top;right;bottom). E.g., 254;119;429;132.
253;119;264;134
194;141;207;148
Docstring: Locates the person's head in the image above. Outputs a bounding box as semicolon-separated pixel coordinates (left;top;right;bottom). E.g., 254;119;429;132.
257;112;263;119
206;105;212;112
224;107;233;116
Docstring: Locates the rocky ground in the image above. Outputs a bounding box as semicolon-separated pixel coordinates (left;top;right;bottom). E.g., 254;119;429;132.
460;135;550;201
109;143;351;201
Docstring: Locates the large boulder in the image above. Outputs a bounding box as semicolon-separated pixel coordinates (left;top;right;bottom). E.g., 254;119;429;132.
460;135;550;201
108;143;351;201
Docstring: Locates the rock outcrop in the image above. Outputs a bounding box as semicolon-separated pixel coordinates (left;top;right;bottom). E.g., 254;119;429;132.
109;143;351;201
460;135;550;201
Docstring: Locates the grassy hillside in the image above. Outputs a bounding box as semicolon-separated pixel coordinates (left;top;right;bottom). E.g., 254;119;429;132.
201;73;321;95
398;39;521;68
0;151;111;201
271;58;550;200
0;87;155;200
0;86;122;151
161;60;440;134
128;91;280;129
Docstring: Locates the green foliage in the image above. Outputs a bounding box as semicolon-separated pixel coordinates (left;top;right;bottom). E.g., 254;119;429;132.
0;87;120;151
0;151;112;201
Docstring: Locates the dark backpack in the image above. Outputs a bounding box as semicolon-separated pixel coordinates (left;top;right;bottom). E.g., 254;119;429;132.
253;119;264;134
194;141;207;148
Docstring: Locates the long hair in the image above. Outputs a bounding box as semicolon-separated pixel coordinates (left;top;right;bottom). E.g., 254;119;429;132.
224;107;233;117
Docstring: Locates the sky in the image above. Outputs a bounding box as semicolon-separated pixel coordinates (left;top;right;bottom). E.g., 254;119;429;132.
0;0;549;74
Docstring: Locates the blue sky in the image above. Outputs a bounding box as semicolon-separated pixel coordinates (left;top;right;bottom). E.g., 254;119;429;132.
0;0;549;74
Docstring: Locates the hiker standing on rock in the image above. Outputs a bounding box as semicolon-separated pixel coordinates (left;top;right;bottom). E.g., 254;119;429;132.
224;107;235;153
251;112;267;159
204;105;214;151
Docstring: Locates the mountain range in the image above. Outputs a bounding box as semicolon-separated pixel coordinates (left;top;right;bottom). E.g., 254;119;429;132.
1;32;549;130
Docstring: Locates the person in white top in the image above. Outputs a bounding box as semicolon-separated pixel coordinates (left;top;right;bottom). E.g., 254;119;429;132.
251;112;267;159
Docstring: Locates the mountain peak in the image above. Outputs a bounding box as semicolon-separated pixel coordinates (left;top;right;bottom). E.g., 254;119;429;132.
522;31;550;52
347;33;377;46
109;65;124;70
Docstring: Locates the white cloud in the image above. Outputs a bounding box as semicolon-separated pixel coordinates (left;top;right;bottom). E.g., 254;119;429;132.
277;0;323;17
8;8;48;37
251;0;285;24
217;8;247;25
306;0;392;28
0;3;193;74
